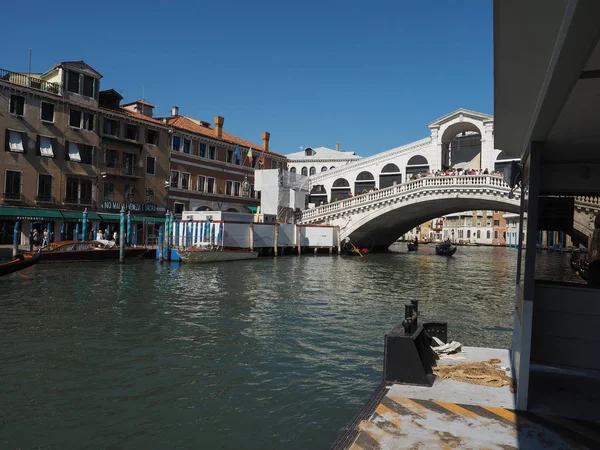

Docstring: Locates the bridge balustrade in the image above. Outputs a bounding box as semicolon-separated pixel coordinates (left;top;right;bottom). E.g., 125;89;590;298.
301;175;511;221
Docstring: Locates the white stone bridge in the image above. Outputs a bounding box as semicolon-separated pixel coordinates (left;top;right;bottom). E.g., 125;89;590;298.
300;175;521;250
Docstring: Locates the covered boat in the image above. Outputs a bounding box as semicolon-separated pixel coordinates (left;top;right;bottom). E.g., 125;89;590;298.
0;251;42;277
23;240;147;262
176;248;258;263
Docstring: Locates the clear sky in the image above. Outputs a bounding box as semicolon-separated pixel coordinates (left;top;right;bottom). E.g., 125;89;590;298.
2;0;492;157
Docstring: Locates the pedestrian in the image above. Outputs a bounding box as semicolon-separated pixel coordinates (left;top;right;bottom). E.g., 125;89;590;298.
96;229;104;240
33;228;40;247
113;230;119;245
42;228;48;247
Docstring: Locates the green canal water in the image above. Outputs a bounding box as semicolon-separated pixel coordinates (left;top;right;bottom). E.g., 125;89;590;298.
0;245;579;449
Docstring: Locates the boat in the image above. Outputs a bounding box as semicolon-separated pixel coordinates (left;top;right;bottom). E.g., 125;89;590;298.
570;250;586;271
342;240;370;257
0;251;42;277
435;243;457;256
23;240;148;262
407;242;419;252
176;248;258;263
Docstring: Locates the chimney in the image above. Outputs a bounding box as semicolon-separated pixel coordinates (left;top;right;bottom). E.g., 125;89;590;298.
262;131;270;152
171;106;179;116
214;116;224;139
335;142;339;152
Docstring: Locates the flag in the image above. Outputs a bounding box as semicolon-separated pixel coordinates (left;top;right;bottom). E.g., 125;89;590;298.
247;147;253;165
234;145;241;163
259;151;265;167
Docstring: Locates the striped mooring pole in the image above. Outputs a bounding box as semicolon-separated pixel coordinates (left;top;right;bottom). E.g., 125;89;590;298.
82;208;88;242
119;207;126;263
13;221;20;258
74;223;79;241
158;225;164;263
126;211;132;247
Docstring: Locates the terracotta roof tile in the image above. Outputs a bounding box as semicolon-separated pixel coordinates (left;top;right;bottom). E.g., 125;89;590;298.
167;116;285;158
99;106;164;125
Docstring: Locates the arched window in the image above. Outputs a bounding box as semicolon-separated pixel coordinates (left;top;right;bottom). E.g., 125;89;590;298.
304;147;315;156
309;167;316;176
406;155;430;178
380;163;402;188
330;166;335;170
381;163;400;173
331;178;351;201
477;230;481;239
467;230;471;238
332;178;350;187
321;166;327;172
354;171;375;195
487;230;491;239
301;167;308;176
290;167;296;173
407;155;428;165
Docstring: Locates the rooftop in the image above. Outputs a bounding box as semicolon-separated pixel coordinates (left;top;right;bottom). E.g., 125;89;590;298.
286;146;360;161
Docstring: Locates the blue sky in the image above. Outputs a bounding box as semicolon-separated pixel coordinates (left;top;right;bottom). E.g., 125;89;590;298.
3;0;492;157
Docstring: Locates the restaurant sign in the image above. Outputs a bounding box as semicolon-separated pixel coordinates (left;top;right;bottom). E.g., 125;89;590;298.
101;200;160;213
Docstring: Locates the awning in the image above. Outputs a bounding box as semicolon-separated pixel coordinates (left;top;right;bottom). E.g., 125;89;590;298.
0;207;63;221
86;213;102;221
99;213;121;223
247;206;259;213
130;216;166;223
60;211;83;222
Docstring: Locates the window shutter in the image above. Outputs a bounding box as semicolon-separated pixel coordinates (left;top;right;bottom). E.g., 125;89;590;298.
65;140;70;160
21;132;27;154
4;129;8;152
37;135;41;156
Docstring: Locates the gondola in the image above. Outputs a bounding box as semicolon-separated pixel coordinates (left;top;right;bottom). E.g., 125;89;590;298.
570;250;586;271
0;251;42;277
407;242;419;252
435;243;457;256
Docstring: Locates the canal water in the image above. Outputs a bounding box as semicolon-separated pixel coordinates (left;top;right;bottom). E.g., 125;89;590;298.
0;245;580;449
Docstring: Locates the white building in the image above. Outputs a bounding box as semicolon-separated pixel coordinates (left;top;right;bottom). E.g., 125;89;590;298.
285;145;360;176
504;213;526;248
442;210;496;245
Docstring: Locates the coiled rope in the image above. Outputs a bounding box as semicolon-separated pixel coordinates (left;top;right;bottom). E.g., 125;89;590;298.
433;358;515;392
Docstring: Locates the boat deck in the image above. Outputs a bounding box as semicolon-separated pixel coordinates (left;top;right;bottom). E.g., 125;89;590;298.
340;347;600;449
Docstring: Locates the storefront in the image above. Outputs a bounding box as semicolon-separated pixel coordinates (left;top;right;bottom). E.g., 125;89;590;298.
0;207;64;245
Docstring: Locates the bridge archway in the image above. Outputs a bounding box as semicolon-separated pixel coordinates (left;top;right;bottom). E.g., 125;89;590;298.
406;155;429;179
331;178;351;201
354;171;375;194
309;185;328;206
440;122;483;170
380;163;402;188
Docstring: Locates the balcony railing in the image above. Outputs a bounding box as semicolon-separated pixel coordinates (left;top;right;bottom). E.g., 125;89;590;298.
2;192;23;202
36;195;55;204
122;165;142;177
64;197;94;207
0;68;60;95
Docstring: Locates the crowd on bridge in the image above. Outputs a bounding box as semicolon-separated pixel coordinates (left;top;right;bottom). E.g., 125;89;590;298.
407;167;503;181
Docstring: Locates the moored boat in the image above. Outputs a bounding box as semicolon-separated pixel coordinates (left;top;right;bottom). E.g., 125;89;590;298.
435;243;457;256
0;251;42;277
176;248;258;263
23;240;147;262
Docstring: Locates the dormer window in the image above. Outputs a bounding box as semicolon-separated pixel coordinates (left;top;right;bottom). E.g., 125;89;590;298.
66;70;96;98
305;147;315;156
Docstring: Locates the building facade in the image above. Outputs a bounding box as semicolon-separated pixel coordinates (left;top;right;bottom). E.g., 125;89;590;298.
285;145;360;176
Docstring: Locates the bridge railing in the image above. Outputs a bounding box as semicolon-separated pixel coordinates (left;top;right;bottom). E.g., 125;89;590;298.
575;196;600;210
301;175;511;221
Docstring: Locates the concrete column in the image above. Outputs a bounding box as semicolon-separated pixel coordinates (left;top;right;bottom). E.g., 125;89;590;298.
541;231;548;250
273;224;279;256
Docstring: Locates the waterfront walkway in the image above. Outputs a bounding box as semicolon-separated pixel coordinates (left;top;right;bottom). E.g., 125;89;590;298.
339;348;600;449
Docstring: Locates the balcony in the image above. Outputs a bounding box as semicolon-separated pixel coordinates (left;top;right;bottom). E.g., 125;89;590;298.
36;195;55;204
0;68;60;95
64;197;95;207
2;192;24;202
121;165;142;178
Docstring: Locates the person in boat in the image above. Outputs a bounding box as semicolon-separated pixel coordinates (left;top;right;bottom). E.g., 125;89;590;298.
33;229;40;248
113;230;119;245
414;237;419;246
96;229;104;240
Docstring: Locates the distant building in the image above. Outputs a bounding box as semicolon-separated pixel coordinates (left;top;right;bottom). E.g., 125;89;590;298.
285;144;360;176
442;210;496;245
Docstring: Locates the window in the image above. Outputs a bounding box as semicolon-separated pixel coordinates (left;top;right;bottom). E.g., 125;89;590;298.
494;230;499;239
103;182;115;201
493;219;500;226
37;174;52;202
6;130;25;153
9;94;25;116
234;181;241;197
467;230;471;239
123;153;136;175
41;102;55;122
197;175;205;192
477;230;481;239
65;177;79;203
67;142;81;162
206;177;215;194
487;230;491;239
125;185;135;202
301;167;308;176
486;218;492;227
80;145;94;165
146;156;156;175
476;219;481;227
198;143;207;158
330;166;335;170
66;71;80;93
183;139;191;154
84;113;94;131
145;188;155;204
250;184;255;198
170;170;180;189
174;202;185;215
321;167;327;172
125;124;139;141
309;167;316;176
172;136;181;151
38;135;55;157
147;129;157;145
226;180;233;196
69;109;82;128
104;149;118;168
4;171;21;199
290;167;296;173
181;172;190;190
82;75;94;97
227;149;234;163
80;179;93;204
208;145;217;160
104;119;119;136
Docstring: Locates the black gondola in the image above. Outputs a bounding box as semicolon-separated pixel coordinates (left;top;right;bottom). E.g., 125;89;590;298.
0;251;42;277
435;243;457;256
571;250;586;271
407;242;419;252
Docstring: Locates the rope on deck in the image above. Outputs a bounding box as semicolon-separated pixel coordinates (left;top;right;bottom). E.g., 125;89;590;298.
433;358;515;392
